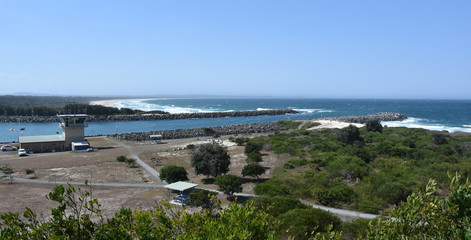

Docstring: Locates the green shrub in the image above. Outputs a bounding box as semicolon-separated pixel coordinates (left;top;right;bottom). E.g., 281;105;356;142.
246;152;263;163
432;132;449;145
116;155;127;162
241;163;266;179
252;195;308;217
254;179;291;196
278;208;341;240
160;165;189;183
373;181;412;205
366;119;383;133
312;184;357;206
338;125;363;145
244;140;264;154
342;218;373;239
278;120;302;130
188;189;216;210
302;122;321;129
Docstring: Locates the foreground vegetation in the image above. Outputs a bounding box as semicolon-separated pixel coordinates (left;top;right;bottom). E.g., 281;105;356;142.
1;174;469;239
249;121;471;214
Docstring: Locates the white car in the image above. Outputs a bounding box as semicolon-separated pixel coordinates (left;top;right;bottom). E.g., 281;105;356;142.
18;149;28;157
1;145;17;151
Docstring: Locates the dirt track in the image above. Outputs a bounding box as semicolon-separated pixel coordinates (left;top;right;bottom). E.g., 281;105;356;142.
0;135;285;216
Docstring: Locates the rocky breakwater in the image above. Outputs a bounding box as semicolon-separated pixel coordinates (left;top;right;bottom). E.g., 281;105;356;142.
88;109;298;122
109;122;283;141
322;112;407;123
0;109;298;123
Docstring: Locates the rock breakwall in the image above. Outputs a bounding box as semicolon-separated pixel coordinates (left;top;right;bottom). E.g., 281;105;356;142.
108;112;407;142
322;112;407;123
0;109;298;123
109;122;283;141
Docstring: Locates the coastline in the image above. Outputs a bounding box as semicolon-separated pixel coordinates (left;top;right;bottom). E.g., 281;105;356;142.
89;99;124;108
306;120;364;130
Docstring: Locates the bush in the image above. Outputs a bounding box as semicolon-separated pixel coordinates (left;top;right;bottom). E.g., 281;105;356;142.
432;133;449;145
203;127;216;136
246;152;263;163
278;208;341;240
338;125;363;145
215;174;243;200
252;196;308;217
160;165;189;183
188;189;217;210
342;218;372;240
312;184;357;206
278;120;302;130
373;181;411;205
241;163;266;179
230;137;248;146
191;143;230;178
125;158;137;168
254;179;291;196
366;119;383;133
244;141;264;155
116;155;127;162
327;156;370;180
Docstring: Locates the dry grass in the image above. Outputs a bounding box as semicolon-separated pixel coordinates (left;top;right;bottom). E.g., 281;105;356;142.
0;134;289;216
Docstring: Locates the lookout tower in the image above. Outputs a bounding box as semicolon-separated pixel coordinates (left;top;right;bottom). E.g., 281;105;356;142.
58;114;89;149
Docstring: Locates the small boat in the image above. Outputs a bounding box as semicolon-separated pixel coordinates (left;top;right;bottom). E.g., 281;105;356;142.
20;127;25;131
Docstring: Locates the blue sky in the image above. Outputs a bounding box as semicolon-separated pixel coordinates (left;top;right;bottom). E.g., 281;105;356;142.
0;1;470;99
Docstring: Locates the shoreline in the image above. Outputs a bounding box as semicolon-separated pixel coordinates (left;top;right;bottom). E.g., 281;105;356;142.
106;113;407;142
89;99;123;108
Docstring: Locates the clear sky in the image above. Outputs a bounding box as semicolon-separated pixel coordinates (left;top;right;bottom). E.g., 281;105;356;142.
0;1;470;99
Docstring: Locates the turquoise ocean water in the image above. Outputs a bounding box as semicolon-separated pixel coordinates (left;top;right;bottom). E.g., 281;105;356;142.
1;98;470;143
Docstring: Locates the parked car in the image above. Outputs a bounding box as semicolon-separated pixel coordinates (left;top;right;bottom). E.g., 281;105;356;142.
1;145;17;151
173;194;189;204
18;149;28;157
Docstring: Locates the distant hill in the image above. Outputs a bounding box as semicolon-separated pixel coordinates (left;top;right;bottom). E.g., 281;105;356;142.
0;95;106;108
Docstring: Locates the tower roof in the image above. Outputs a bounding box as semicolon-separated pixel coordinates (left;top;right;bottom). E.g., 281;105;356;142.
57;114;89;118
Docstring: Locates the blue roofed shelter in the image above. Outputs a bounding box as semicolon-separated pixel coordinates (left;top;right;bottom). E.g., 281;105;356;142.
19;114;89;153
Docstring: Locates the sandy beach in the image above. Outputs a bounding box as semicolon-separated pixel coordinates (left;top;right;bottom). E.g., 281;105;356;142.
306;120;365;130
89;99;124;108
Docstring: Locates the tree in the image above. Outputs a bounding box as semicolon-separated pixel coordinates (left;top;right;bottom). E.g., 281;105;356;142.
366;119;383;133
252;196;308;217
191;143;230;178
188;189;217;210
0;165;13;184
116;155;127;162
0;182;281;240
159;165;189;183
338;125;363;145
246;152;263;163
125;158;137;168
432;132;448;145
242;163;266;179
366;173;471;239
277;208;341;240
215;174;242;200
244;141;264;155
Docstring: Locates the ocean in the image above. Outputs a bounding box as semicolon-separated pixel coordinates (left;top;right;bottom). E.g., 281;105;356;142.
1;98;470;143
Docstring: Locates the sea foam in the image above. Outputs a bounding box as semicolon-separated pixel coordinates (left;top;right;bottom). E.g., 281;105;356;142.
383;118;471;133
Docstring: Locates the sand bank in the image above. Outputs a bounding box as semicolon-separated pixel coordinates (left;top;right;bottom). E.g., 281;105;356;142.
89;99;123;108
306;120;364;130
